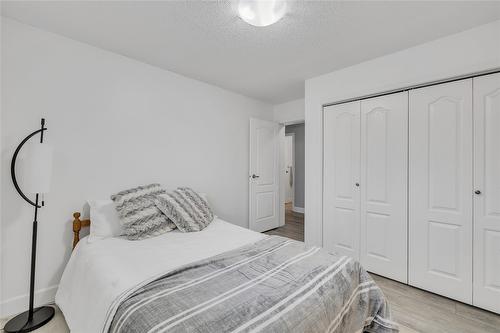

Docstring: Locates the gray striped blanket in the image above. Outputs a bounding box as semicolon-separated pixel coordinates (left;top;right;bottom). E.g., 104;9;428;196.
108;236;398;333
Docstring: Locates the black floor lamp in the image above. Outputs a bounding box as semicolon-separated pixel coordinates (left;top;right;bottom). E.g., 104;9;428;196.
4;118;54;333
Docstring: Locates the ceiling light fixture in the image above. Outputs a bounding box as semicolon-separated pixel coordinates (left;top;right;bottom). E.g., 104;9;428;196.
238;0;287;27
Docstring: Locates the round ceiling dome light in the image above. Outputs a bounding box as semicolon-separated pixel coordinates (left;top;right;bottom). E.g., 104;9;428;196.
238;0;287;27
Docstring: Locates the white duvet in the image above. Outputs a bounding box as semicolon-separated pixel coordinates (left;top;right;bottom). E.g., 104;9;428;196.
55;218;265;333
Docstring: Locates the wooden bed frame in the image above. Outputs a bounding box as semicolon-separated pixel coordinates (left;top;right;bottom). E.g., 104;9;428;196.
72;212;90;250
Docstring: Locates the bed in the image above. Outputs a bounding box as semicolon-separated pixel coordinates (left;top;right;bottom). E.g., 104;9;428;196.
55;213;398;333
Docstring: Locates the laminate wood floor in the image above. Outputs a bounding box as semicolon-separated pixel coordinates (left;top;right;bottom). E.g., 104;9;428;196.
2;205;499;332
372;274;500;333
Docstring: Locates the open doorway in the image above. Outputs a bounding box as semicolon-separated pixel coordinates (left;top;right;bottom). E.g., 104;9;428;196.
284;133;295;206
265;122;305;242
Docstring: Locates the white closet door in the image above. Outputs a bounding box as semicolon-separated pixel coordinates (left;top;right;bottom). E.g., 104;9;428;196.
473;73;500;313
409;79;473;303
360;92;408;283
323;101;361;259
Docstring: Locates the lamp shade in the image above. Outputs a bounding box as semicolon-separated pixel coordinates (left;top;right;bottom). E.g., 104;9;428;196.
23;143;53;194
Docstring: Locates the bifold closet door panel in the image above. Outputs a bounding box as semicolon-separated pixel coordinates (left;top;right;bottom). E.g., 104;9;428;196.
360;92;408;283
323;101;361;259
409;79;473;303
473;73;500;314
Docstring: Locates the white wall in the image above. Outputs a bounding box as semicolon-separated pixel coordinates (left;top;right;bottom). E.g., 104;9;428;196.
0;18;272;316
305;20;500;246
273;98;304;124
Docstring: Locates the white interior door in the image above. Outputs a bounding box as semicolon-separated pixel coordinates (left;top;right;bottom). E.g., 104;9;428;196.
249;118;280;232
323;101;361;259
409;79;473;303
473;73;500;314
360;92;408;283
284;134;294;203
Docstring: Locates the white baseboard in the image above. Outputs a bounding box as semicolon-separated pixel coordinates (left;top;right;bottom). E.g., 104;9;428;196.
0;285;58;318
292;206;305;214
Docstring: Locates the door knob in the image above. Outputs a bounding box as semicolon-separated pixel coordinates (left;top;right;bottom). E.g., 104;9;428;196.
475;190;481;195
355;183;360;187
252;174;260;179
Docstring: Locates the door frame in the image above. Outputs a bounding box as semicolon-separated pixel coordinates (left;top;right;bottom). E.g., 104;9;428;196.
284;133;296;207
278;121;305;228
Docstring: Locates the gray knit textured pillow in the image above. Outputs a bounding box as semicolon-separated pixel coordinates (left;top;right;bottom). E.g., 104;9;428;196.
154;187;214;232
111;183;176;240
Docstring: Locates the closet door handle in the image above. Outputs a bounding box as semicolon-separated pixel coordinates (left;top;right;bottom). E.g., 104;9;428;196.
475;190;481;195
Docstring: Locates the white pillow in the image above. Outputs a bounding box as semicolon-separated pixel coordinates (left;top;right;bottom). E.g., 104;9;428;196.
87;200;122;243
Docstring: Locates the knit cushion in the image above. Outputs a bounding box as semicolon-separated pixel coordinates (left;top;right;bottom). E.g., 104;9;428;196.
155;187;214;232
111;183;176;240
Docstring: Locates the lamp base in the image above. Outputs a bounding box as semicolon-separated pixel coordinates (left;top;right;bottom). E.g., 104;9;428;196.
4;306;55;333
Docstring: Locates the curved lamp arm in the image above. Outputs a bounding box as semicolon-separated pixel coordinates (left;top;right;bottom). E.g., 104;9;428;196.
10;119;47;208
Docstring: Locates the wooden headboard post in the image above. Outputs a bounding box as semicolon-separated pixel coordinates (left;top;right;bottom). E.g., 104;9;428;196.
72;212;90;250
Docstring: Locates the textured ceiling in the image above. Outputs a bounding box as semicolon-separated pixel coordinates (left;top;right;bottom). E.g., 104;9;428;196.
2;1;500;103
